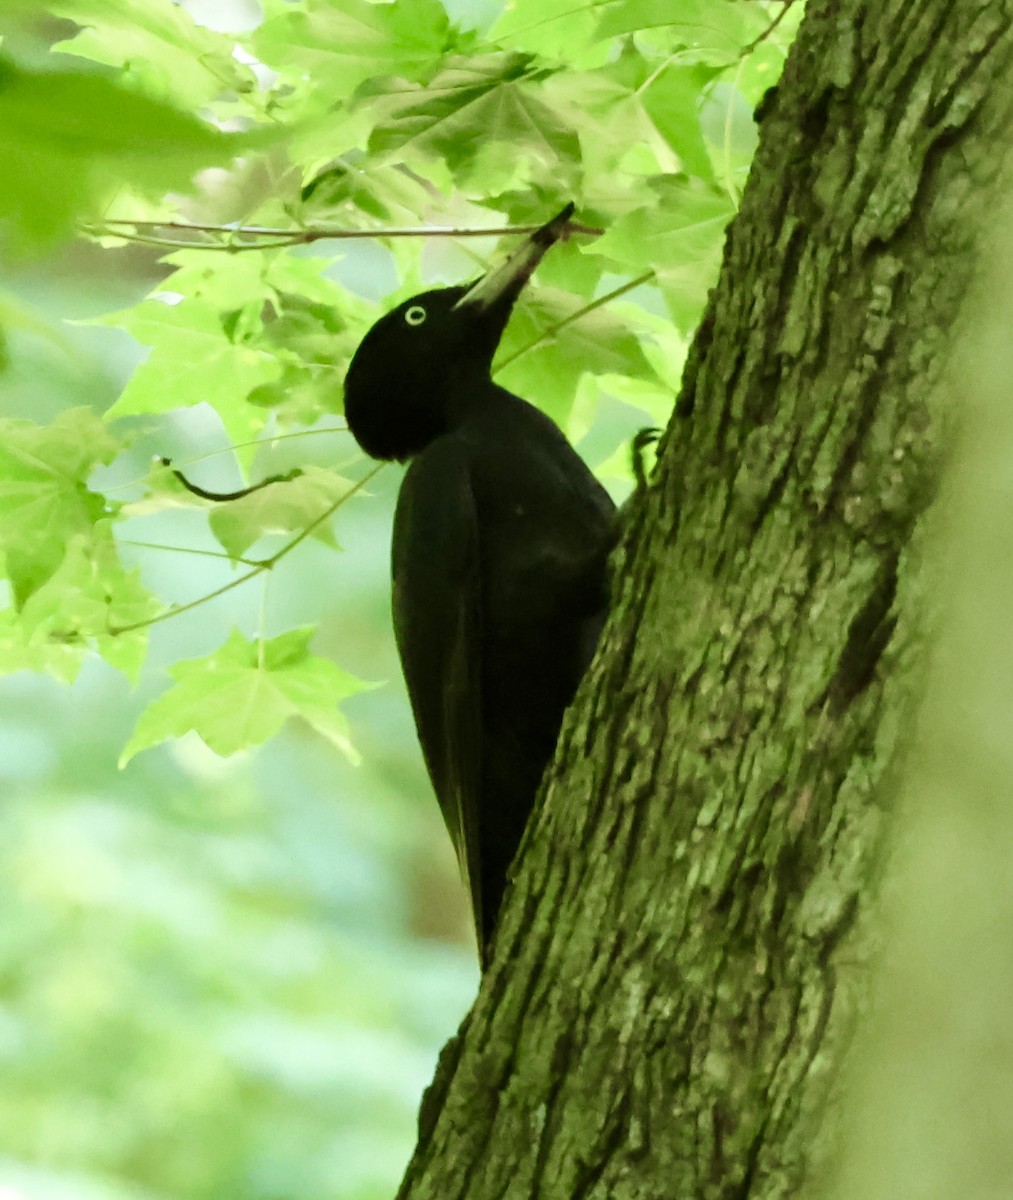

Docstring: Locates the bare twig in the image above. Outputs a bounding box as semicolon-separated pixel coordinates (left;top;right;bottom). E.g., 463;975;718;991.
84;215;605;253
742;0;798;57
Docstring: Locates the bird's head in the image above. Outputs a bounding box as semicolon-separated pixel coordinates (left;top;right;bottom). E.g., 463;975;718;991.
343;203;575;462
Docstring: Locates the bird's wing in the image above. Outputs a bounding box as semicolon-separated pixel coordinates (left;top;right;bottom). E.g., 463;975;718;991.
391;438;485;942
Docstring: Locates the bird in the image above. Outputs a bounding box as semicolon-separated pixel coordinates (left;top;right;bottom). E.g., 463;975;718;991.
343;204;617;967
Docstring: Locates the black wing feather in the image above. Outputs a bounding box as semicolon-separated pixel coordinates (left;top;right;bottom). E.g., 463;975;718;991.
391;437;486;946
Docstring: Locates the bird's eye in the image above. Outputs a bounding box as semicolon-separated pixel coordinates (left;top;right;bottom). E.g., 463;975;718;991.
404;305;427;327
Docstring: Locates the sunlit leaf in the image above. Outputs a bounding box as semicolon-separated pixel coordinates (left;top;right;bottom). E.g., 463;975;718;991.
594;183;735;331
0;409;118;606
496;286;660;428
121;627;370;765
593;0;752;59
18;528;158;681
254;0;456;102
208;466;355;560
366;53;580;176
101;297;282;447
50;0;255;106
489;0;601;59
641;66;716;182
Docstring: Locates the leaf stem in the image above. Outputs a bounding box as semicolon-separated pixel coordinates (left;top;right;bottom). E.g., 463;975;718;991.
119;539;264;567
494;270;656;372
107;463;384;636
158;457;303;501
102;430;353;497
741;0;798;56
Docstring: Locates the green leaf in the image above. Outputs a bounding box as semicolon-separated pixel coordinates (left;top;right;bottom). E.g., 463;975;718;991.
117;456;218;519
208;467;354;560
495;286;659;428
0;54;246;249
259;294;349;366
641;66;716;182
253;291;357;424
0;0;48;32
735;7;805;106
17;527;158;681
366;53;580;178
99;254;363;441
50;0;256;107
592;0;750;60
0;605;85;684
101;296;282;447
541;46;720;186
254;0;455;103
121;628;369;765
488;0;601;61
0;408;118;606
298;154;444;225
594;183;735;332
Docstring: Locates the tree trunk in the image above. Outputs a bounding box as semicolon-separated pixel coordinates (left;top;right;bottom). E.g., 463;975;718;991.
398;3;1013;1196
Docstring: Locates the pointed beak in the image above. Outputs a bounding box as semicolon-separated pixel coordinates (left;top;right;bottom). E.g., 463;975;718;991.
452;202;576;314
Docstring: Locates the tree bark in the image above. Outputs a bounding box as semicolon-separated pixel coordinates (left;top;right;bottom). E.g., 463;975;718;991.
398;3;1013;1197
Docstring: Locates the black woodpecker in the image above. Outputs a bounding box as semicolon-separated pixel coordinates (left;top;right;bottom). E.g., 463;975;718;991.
343;205;616;966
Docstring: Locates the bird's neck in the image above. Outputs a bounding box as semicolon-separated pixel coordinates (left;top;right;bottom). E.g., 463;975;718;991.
442;377;517;430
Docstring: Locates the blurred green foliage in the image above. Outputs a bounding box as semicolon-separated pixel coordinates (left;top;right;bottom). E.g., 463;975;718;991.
0;669;477;1200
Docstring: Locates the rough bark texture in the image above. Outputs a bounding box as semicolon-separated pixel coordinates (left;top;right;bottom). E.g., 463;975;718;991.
398;3;1013;1197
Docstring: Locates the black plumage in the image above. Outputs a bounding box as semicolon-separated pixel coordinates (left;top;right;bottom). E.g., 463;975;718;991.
343;206;616;965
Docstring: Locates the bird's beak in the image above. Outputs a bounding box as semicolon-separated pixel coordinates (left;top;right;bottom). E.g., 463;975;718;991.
452;202;576;314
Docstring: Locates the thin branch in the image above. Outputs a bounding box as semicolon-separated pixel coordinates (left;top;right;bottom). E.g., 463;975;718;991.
109;562;270;635
84;216;605;253
494;271;656;372
119;539;264;567
223;426;350;454
741;0;798;57
107;463;385;636
82;225;307;253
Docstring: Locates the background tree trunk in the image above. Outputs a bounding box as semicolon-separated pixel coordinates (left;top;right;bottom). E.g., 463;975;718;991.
398;3;1013;1196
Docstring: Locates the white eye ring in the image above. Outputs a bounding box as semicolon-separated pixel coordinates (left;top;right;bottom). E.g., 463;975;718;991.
404;305;427;326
